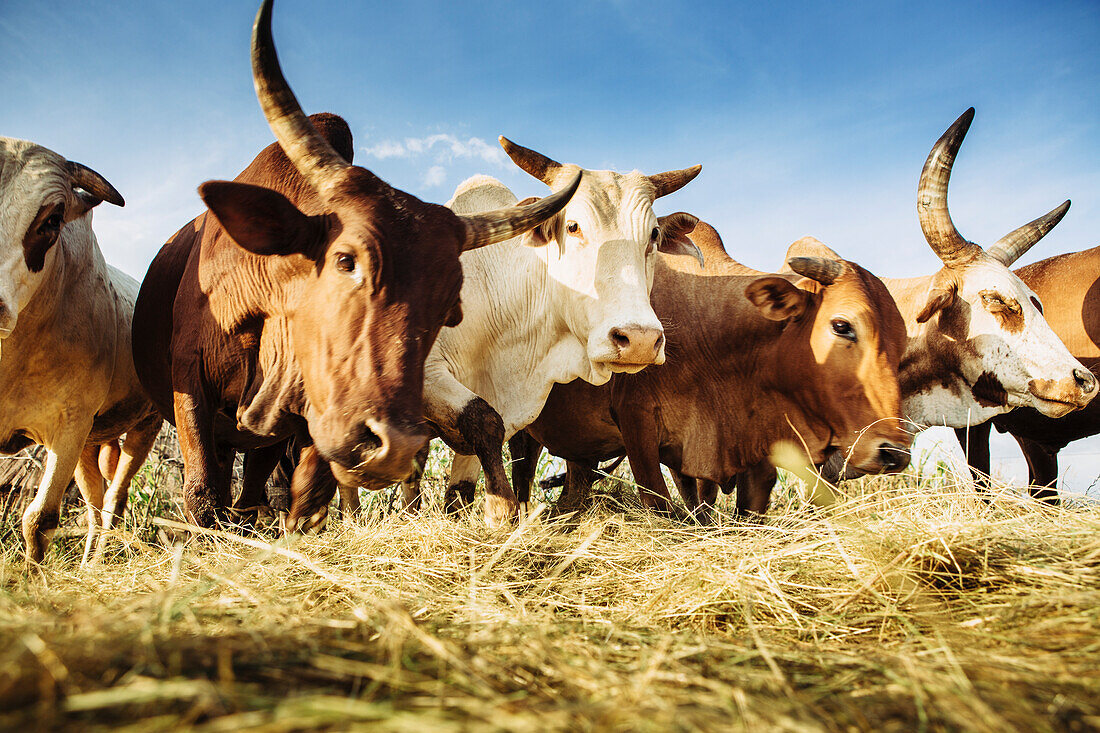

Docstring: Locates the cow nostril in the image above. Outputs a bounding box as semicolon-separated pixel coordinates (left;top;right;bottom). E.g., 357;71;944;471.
1073;368;1097;393
877;443;911;472
609;328;631;350
354;423;382;454
654;333;665;353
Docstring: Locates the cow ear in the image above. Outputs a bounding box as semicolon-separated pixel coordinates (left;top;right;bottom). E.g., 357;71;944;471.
745;276;810;321
515;196;566;252
199;180;324;256
657;212;704;266
916;286;957;324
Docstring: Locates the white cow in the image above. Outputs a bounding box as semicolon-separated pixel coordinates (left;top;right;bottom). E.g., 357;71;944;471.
345;139;702;525
0;137;161;564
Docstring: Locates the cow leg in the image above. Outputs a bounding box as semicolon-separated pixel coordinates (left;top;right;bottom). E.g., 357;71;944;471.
74;443;107;566
508;431;543;505
696;479;721;525
736;462;777;517
1016;436;1060;504
398;443;430;513
555;460;597;515
444;452;480;515
287;443;338;533
423;367;519;527
22;421;91;565
670;470;695;507
670;471;707;523
954;422;993;492
100;412;161;535
173;390;226;528
236;442;286;512
337;484;361;519
618;411;677;515
266;440;298;515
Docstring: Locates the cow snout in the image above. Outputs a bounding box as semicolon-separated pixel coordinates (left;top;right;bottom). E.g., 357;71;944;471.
875;442;911;473
1074;368;1098;397
357;419;429;481
609;326;664;365
1028;367;1099;416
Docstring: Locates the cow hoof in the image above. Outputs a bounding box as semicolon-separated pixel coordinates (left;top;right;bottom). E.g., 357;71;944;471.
484;496;519;529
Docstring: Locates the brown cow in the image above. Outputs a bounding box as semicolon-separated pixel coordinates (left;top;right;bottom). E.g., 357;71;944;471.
131;0;578;530
955;245;1100;501
510;214;912;522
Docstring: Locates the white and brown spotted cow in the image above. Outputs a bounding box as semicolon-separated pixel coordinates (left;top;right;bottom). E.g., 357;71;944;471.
0;137;161;564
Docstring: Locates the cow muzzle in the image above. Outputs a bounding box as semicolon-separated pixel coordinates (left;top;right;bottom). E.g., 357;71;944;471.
604;325;665;368
842;438;912;477
1027;369;1098;417
324;419;429;488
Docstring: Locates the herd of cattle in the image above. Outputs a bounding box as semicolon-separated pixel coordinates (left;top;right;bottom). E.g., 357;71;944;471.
3;0;1099;565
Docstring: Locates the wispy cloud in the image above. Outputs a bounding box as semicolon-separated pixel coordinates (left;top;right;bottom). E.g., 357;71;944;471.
422;165;446;188
361;133;509;168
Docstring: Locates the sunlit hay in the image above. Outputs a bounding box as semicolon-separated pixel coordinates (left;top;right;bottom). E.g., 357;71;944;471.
1;452;1099;730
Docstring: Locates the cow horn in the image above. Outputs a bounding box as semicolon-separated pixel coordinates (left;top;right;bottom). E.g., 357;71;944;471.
251;0;350;195
787;256;845;286
649;165;702;198
917;108;981;268
460;172;582;251
987;199;1071;266
66;162;124;207
499;136;563;185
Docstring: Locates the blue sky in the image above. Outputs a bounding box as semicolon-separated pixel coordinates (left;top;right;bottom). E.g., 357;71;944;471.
2;0;1099;488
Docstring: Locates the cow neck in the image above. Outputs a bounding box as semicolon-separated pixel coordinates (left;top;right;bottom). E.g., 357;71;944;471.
880;272;970;414
451;235;576;390
15;216;100;338
644;262;834;476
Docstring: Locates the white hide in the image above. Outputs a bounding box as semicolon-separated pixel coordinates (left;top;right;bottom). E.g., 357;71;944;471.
887;255;1092;428
426;172;667;438
0;137;159;563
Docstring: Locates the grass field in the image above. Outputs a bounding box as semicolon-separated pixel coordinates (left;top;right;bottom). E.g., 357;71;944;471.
1;437;1099;731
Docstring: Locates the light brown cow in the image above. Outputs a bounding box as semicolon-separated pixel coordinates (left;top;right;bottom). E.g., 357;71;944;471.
510;213;911;522
0;137;161;564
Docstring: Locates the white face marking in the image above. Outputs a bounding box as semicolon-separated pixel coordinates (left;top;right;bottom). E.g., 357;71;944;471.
904;255;1092;425
539;166;665;370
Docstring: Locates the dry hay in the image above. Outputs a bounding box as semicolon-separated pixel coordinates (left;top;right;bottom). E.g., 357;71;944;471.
0;464;1099;731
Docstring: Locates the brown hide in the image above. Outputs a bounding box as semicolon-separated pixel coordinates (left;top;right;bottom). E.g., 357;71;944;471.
523;222;910;515
133;114;469;525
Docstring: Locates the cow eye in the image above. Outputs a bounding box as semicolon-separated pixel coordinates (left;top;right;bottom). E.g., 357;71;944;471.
334;253;356;273
981;293;1005;307
566;221;580;235
650;227;660;243
39;211;63;235
831;318;856;341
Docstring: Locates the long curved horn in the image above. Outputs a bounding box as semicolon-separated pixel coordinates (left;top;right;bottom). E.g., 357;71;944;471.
987;200;1070;266
917;108;980;267
66;162;124;207
251;0;350;195
649;165;702;198
787;256;846;286
499;136;562;185
460;172;582;251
